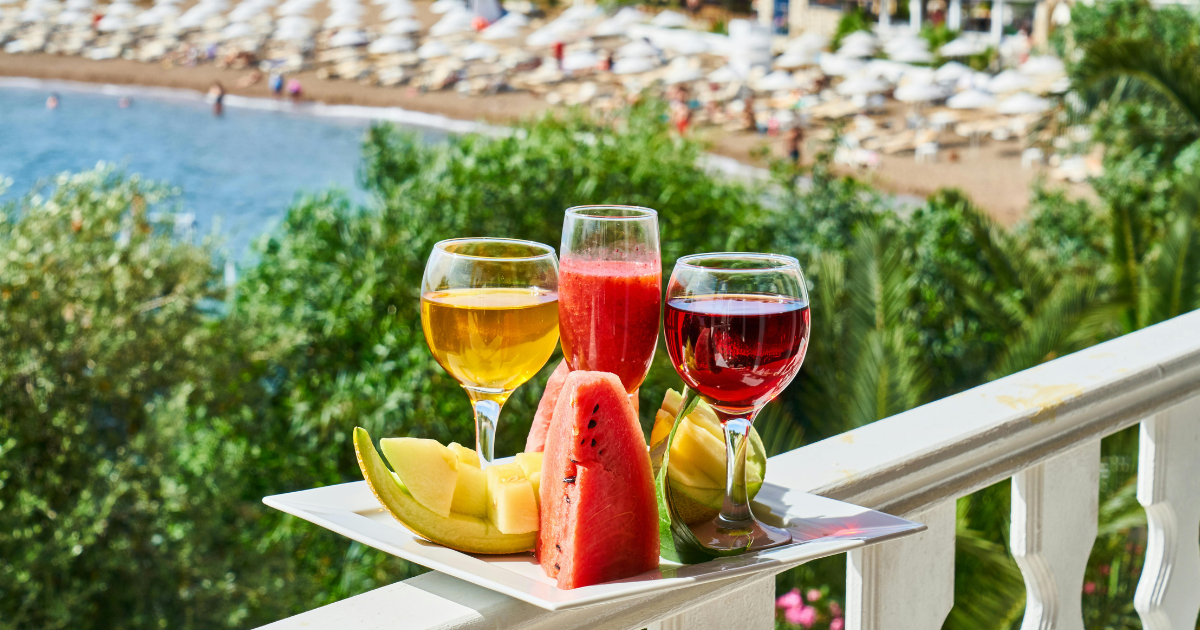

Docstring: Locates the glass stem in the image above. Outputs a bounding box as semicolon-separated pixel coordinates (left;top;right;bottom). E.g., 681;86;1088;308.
467;392;505;468
716;411;756;531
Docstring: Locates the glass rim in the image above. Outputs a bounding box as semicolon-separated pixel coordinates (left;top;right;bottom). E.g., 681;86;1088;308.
675;252;801;272
432;237;557;262
564;205;658;221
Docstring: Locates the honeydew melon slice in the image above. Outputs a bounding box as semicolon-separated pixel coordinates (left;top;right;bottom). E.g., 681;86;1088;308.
450;460;488;518
353;428;536;554
380;437;458;518
448;442;481;468
486;463;539;534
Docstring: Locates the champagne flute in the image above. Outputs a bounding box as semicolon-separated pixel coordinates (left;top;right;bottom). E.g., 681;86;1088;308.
421;238;560;467
663;253;811;551
558;205;661;395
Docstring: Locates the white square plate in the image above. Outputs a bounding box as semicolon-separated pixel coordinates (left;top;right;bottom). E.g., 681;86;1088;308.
263;470;925;611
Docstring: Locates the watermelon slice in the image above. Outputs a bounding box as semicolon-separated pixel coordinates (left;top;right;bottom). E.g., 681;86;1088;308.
536;371;660;589
525;359;570;453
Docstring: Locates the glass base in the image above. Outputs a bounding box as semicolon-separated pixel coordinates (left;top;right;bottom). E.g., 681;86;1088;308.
690;516;793;552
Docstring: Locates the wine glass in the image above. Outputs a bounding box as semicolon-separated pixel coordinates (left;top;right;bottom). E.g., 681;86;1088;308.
421;238;560;467
663;253;811;551
558;205;661;395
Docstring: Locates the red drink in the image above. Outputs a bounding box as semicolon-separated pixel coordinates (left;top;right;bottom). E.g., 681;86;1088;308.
664;293;810;411
558;258;661;392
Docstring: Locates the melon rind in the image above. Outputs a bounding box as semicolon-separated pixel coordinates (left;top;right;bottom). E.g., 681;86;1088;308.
353;427;536;555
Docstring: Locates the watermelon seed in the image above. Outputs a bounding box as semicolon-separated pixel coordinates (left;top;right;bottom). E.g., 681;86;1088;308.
600;449;605;455
590;438;596;447
593;404;600;413
580;438;586;445
554;563;561;571
565;495;571;503
555;544;562;551
563;476;576;483
587;419;597;429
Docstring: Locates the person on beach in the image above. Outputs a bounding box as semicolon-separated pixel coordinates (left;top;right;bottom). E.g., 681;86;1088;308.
269;72;284;97
286;78;303;102
784;125;804;166
552;41;564;70
118;97;131;108
208;82;226;116
46;93;59;110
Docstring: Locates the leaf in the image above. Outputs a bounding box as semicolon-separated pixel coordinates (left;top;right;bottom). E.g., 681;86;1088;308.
655;387;749;564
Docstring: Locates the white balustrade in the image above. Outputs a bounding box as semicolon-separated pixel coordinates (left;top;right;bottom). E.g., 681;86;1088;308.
259;310;1200;630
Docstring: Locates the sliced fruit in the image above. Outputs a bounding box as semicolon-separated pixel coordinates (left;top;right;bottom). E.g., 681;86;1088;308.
537;371;660;589
353;428;535;554
450;460;488;518
526;359;571;453
380;437;458;518
650;390;768;524
529;471;542;508
515;451;543;478
448;442;480;468
486;463;538;534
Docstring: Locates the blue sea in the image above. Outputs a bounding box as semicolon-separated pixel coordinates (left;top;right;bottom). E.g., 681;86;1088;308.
0;80;454;257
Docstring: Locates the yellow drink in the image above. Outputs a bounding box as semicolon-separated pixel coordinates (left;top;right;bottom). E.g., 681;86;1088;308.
421;287;560;396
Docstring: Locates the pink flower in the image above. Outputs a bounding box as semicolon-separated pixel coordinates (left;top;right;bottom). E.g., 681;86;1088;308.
830;618;845;630
777;588;803;609
1083;582;1096;595
806;589;822;603
784;605;817;628
829;601;842;617
1099;565;1111;576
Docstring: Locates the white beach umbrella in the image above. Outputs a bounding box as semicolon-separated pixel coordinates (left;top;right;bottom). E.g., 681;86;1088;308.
428;0;462;14
836;75;888;96
934;60;972;83
664;65;703;84
65;0;93;9
820;54;865;77
662;31;709;55
133;7;173;25
594;7;645;36
154;0;184;5
221;21;255;38
276;15;311;29
617;39;658;59
379;1;413;19
480;20;520;39
96;14;127;29
837;40;875;59
894;83;947;102
273;25;310;40
786;31;827;53
323;11;360;28
18;6;46;20
988;69;1032;93
0;0;22;5
429;8;473;36
649;9;687;28
890;45;934;64
57;8;89;23
883;34;927;56
707;64;742;83
461;41;497;60
384;17;420;34
841;30;876;49
105;1;137;15
939;36;986;57
774;50;817;69
276;0;314;15
328;28;368;46
996;91;1052;114
562;50;600;71
417;39;450;58
490;10;527;27
947;88;995;109
865;58;913;82
368;34;413;53
612;56;656;74
228;2;268;21
1019;55;1065;76
756;69;797;91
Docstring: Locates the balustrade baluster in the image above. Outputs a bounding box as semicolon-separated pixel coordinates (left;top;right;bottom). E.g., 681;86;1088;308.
1135;398;1200;630
1011;441;1100;630
846;501;956;630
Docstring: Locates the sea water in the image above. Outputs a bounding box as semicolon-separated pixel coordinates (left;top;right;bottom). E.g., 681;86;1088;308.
0;81;428;257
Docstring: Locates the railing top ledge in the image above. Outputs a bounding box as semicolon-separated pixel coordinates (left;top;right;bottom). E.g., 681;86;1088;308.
770;309;1200;516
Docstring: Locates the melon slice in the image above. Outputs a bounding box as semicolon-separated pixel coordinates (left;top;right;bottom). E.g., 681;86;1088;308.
380;438;458;518
525;359;570;453
515;452;543;478
486;463;538;534
537;371;660;589
353;428;535;554
448;442;481;468
451;460;488;518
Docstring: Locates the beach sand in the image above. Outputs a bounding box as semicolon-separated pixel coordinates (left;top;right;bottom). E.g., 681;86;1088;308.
0;51;1093;223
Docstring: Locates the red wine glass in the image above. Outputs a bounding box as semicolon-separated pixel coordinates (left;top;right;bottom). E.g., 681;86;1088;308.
559;205;661;395
664;253;811;551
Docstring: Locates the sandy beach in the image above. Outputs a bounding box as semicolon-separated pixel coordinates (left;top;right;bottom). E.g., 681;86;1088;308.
0;51;1092;224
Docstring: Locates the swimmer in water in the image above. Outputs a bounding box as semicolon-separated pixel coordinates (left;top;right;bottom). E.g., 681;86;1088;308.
118;97;131;108
208;82;226;116
46;93;59;109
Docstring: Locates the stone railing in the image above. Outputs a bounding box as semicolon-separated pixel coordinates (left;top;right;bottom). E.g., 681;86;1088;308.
259;310;1200;630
